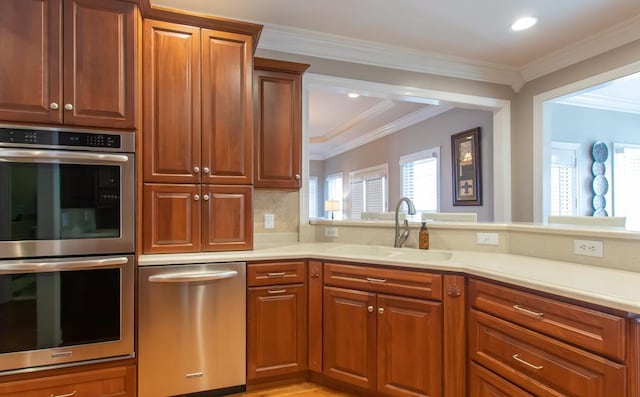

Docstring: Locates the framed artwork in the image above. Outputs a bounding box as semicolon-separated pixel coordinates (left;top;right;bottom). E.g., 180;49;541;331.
451;127;482;206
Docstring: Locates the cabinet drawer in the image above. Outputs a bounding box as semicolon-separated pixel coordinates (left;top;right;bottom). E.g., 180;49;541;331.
0;365;136;397
469;309;626;397
248;261;306;286
469;362;534;397
469;279;626;360
324;262;442;300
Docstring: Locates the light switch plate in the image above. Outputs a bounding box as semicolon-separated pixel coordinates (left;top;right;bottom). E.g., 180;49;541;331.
264;213;275;229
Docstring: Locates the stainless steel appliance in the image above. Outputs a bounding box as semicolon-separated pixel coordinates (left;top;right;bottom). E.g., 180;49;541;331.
0;125;135;259
138;262;246;397
0;254;135;373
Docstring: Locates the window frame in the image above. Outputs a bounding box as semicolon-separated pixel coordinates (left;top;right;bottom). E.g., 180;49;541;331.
399;147;441;214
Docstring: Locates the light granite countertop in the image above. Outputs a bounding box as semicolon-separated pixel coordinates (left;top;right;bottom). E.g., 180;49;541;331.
139;242;640;314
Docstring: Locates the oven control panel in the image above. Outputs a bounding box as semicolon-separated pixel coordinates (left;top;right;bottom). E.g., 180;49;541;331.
0;128;121;148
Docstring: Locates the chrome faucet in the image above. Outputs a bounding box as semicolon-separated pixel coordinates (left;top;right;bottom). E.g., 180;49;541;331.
394;197;416;248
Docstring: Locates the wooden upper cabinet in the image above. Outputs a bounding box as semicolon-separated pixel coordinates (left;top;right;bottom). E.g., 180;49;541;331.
0;0;62;123
201;29;253;185
0;0;62;124
63;0;137;128
143;20;201;183
254;58;309;189
0;0;137;128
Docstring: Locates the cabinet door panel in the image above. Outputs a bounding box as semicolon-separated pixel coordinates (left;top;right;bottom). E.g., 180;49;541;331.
0;0;62;123
201;185;252;251
377;294;442;397
142;184;200;253
143;20;201;183
201;29;253;185
469;363;534;397
63;0;136;128
323;286;376;390
254;69;301;188
247;284;307;380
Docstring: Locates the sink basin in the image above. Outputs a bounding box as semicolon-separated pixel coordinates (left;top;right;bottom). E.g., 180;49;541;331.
327;245;452;262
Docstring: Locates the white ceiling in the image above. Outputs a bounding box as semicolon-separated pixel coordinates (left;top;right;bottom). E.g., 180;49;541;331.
150;0;640;159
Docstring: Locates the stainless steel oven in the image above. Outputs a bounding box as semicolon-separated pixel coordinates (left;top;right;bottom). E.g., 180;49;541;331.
0;125;135;259
0;254;134;373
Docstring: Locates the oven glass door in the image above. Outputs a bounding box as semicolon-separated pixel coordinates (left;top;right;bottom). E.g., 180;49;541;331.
0;255;134;372
0;148;134;258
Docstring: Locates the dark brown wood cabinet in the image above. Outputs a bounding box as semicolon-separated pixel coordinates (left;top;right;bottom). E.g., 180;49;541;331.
0;365;136;397
247;261;307;382
142;183;252;253
0;0;137;128
469;278;629;397
253;58;309;189
323;263;444;397
143;19;253;185
469;363;534;397
141;18;254;253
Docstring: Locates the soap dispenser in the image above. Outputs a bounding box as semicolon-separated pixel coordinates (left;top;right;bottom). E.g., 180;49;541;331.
419;221;429;249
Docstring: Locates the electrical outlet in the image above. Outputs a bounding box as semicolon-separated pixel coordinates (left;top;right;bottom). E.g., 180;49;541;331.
476;232;499;246
263;213;275;229
324;227;339;238
573;239;603;257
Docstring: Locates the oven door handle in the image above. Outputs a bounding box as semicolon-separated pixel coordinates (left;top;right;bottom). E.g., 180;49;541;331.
0;148;129;164
148;270;238;283
0;257;129;274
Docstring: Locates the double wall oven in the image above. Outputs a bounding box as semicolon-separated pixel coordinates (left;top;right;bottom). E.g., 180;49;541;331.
0;125;135;374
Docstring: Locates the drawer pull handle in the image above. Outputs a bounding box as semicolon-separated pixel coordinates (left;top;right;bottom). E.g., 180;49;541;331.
268;289;286;294
51;391;77;397
267;272;286;277
513;304;544;317
366;277;387;283
512;354;543;370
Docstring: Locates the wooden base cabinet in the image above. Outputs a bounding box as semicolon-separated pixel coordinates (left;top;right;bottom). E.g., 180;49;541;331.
0;0;137;128
323;286;442;397
143;183;252;253
469;363;534;397
0;365;136;397
247;261;308;382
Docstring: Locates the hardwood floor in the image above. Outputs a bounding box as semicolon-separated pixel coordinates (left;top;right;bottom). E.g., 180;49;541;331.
230;382;356;396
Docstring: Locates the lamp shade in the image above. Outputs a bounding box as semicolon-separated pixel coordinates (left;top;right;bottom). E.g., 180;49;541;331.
324;199;340;212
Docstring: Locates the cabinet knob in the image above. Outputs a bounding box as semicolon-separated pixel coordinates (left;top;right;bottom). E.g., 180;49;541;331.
194;194;200;201
378;307;385;314
64;103;73;111
367;305;374;313
203;167;210;174
193;166;200;174
203;194;210;201
295;174;300;180
311;272;320;279
49;102;59;110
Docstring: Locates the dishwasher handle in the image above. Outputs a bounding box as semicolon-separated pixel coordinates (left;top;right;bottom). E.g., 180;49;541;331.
148;270;238;283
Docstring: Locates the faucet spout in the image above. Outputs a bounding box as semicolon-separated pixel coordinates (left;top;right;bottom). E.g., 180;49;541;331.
394;197;416;248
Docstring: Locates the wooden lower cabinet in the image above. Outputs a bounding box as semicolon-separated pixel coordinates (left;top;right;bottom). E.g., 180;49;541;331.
0;365;136;397
469;363;533;397
323;286;442;397
247;283;307;380
142;183;252;253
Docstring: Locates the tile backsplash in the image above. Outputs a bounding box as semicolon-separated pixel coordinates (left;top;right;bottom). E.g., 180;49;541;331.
253;190;299;233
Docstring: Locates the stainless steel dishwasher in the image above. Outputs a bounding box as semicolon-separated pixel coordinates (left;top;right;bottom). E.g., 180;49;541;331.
138;262;246;397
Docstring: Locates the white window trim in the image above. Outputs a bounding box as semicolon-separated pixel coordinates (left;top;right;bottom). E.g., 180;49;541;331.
550;141;581;216
326;172;344;220
348;163;389;219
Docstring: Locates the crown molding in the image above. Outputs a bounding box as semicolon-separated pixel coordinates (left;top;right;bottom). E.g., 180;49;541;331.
259;15;640;93
555;93;640;115
314;104;454;160
310;100;395;144
258;24;524;92
520;15;640;83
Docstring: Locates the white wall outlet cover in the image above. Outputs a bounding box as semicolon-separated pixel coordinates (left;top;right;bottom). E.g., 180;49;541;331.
324;227;339;238
476;232;499;246
573;239;603;257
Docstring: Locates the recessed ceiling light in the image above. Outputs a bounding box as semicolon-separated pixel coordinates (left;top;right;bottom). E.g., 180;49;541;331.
511;16;538;31
347;92;360;98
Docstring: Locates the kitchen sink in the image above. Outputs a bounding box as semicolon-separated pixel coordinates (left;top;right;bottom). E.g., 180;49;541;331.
327;245;452;261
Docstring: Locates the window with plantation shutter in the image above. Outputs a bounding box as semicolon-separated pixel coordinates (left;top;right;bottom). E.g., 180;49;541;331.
550;142;579;216
400;147;440;216
614;143;640;229
349;164;388;220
